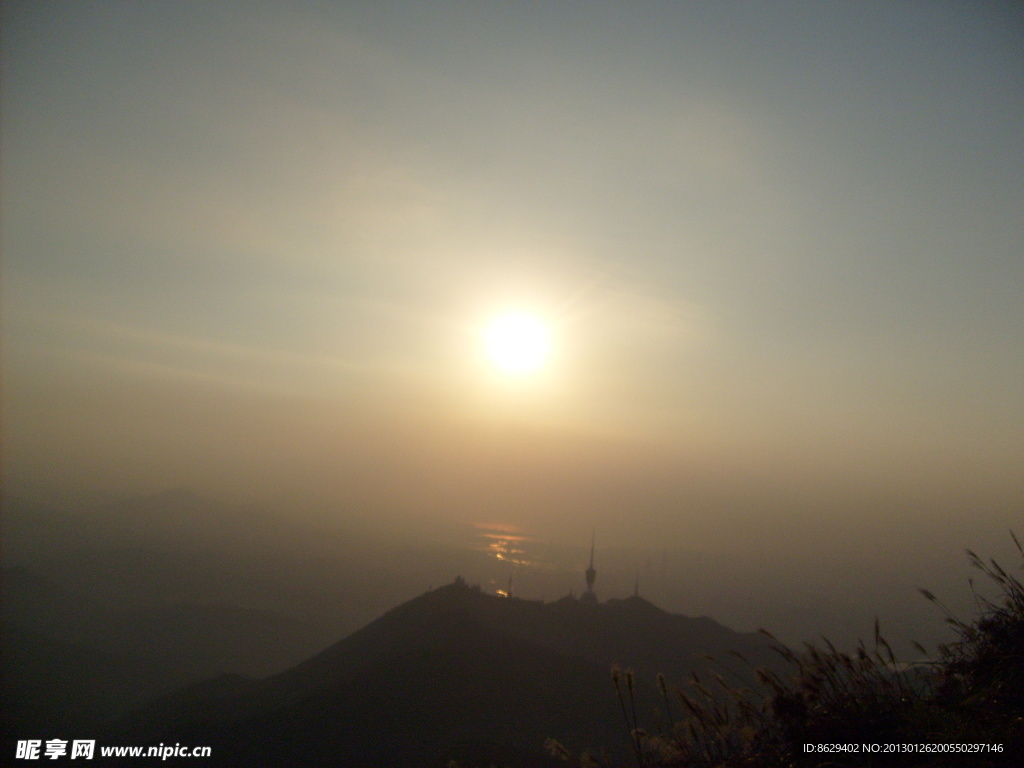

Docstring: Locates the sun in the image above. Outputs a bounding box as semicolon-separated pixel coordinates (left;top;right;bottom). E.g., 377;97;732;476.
482;312;552;376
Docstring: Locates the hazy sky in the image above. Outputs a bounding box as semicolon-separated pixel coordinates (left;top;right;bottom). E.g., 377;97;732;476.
3;2;1022;571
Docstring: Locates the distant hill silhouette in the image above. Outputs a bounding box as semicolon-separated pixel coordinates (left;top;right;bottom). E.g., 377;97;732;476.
0;489;483;640
111;578;791;767
3;491;792;765
1;567;327;731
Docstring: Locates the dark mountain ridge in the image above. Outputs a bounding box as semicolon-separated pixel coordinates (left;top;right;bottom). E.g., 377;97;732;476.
112;578;792;767
0;567;327;731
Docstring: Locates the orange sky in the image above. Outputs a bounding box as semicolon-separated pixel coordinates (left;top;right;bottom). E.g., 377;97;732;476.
2;2;1022;613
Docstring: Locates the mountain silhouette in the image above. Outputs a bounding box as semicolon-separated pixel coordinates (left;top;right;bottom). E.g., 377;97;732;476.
1;567;326;731
111;578;791;767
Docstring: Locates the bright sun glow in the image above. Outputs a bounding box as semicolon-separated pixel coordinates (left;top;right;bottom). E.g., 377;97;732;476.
483;312;552;376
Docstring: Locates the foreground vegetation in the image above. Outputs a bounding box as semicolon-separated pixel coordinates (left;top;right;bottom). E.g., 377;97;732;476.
551;534;1024;768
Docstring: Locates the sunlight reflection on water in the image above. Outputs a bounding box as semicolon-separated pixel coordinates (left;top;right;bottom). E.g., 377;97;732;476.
470;523;543;568
461;522;598;600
